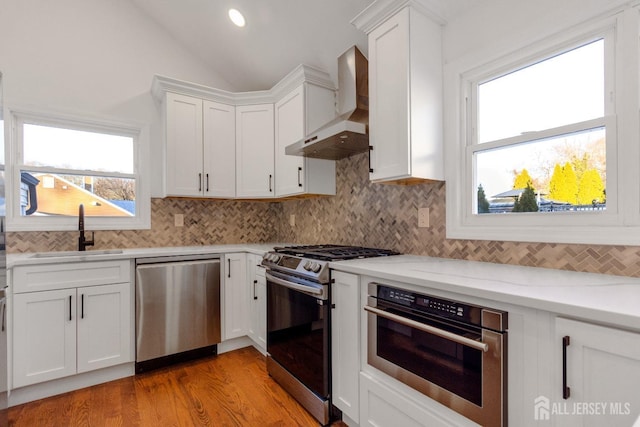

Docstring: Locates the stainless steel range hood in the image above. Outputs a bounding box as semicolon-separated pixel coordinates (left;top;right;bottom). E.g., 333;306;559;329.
285;46;368;160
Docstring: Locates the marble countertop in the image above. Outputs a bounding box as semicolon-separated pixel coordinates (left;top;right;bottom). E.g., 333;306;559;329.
330;255;640;329
6;243;285;268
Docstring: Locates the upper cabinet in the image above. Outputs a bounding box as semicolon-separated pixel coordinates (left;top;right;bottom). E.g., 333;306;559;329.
274;82;336;198
353;2;444;184
162;91;236;198
152;65;337;200
236;104;275;198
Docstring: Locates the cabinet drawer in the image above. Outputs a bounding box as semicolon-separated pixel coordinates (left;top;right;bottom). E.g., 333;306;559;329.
13;260;131;293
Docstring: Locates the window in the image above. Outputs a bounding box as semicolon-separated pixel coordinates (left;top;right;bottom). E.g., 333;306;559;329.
446;12;640;245
474;39;608;215
9;111;150;231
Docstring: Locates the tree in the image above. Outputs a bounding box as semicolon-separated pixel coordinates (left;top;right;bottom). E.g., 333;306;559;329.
577;169;605;205
477;184;490;213
512;169;533;190
512;184;539;212
94;178;135;201
548;162;578;204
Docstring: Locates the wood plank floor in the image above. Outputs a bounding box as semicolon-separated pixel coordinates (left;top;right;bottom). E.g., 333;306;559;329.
8;346;347;426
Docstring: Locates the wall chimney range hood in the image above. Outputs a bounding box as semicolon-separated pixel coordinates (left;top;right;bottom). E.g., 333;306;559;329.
285;46;369;160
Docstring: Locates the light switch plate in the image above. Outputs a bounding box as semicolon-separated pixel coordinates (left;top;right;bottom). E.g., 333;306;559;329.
174;213;184;227
289;214;296;227
418;208;430;228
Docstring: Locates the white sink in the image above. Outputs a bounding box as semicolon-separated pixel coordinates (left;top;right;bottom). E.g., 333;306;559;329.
30;249;124;258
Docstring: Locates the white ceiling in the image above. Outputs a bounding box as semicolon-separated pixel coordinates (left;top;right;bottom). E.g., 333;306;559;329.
130;0;477;92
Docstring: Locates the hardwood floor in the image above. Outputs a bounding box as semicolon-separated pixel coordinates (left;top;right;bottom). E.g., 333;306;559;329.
8;346;347;426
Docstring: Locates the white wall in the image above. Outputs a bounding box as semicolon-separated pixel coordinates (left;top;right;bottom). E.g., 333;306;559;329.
0;0;234;197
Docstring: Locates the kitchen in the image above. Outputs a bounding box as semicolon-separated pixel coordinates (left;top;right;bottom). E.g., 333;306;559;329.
1;0;640;426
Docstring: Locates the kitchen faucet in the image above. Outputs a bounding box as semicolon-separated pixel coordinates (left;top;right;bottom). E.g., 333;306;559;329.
78;204;94;251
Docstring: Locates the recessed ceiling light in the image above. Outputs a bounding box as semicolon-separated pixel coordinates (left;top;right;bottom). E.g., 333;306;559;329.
228;8;246;27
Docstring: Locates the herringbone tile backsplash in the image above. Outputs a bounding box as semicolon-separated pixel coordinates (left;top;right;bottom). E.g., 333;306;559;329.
8;152;640;277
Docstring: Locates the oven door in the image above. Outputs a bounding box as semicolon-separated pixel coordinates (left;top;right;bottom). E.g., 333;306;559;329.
365;290;507;426
266;271;330;398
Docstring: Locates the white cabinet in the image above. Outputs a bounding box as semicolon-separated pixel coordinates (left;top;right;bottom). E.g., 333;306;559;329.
364;6;444;183
554;318;640;426
164;92;236;198
76;283;131;373
359;372;477;427
236;104;275;198
222;253;248;340
13;288;77;387
331;271;360;423
275;83;336;197
247;254;267;351
12;261;132;388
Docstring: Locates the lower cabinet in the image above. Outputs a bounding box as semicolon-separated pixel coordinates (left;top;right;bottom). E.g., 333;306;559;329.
247;254;266;351
554;317;640;426
331;271;360;423
13;282;131;388
222;252;248;340
359;372;477;427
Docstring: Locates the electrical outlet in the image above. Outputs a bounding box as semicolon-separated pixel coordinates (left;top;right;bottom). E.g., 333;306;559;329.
174;213;184;227
289;214;296;227
418;208;430;228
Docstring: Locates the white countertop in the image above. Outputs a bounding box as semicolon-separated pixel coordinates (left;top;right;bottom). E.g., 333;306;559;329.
330;255;640;329
6;243;284;268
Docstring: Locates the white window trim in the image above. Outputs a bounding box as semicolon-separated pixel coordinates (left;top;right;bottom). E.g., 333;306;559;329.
6;108;151;232
445;8;640;245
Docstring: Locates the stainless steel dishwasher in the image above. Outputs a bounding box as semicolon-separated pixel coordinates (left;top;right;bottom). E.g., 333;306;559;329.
135;255;221;372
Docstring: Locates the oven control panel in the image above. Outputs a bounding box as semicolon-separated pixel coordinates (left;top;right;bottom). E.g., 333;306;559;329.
376;285;482;325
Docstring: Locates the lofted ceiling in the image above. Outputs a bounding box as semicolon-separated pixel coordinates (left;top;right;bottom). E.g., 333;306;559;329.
130;0;478;92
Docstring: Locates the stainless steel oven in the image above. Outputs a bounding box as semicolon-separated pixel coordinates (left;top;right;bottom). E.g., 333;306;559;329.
365;282;508;426
262;245;398;426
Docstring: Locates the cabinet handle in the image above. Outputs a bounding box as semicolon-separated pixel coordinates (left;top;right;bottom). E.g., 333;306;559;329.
198;173;202;192
81;294;85;319
206;173;210;192
297;167;302;187
562;335;571;399
228;258;231;278
69;295;72;321
368;145;374;173
269;174;273;192
1;301;5;332
253;279;258;300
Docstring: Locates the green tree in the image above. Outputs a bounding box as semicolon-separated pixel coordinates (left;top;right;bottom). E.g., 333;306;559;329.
577;169;605;205
548;162;578;204
477;184;490;213
513;169;533;190
512;184;539;212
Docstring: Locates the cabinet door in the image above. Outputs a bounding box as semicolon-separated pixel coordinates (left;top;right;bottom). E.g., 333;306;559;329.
368;8;410;181
253;266;267;350
555;318;640;426
223;253;248;340
13;289;77;388
359;372;474;427
203;100;236;198
275;86;306;197
236;104;275;198
165;92;204;197
331;271;360;422
77;283;132;373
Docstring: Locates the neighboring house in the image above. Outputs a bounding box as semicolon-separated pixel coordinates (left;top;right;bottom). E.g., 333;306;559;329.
25;173;133;217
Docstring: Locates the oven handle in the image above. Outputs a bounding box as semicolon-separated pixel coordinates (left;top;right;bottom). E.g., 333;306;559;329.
364;305;489;352
266;272;323;296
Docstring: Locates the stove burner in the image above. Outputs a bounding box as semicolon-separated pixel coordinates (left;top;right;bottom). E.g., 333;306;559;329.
274;244;399;261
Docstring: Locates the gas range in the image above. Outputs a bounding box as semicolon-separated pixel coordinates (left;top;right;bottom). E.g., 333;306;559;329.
261;244;399;284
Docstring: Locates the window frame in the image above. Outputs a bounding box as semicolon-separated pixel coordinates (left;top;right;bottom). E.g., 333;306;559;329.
446;11;640;245
7;109;150;231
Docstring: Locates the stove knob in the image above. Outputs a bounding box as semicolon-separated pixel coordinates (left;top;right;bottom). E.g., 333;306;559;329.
303;261;312;271
310;262;322;273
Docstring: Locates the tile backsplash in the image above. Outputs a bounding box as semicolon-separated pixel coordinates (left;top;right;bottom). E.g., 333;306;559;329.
8;152;640;277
